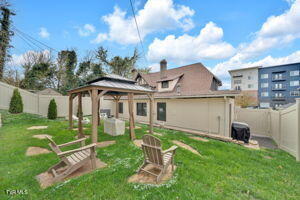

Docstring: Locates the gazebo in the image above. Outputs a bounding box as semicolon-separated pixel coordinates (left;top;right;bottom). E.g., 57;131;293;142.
67;74;155;143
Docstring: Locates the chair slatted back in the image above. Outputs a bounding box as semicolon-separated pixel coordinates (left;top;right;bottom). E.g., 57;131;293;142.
46;136;62;154
141;134;163;166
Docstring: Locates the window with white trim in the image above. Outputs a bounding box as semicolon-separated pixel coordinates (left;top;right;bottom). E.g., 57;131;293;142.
234;79;242;84
290;91;300;96
260;102;270;108
261;92;269;97
261;83;268;88
261;74;268;79
290;70;299;76
290;80;299;86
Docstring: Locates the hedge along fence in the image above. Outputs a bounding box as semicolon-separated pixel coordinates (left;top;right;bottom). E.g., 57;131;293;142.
0;81;114;117
235;99;300;161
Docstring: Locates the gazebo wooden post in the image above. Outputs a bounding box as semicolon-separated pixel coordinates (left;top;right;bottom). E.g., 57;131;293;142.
128;93;135;140
148;93;154;134
97;98;100;126
78;92;84;138
114;96;121;118
91;89;98;143
69;94;74;130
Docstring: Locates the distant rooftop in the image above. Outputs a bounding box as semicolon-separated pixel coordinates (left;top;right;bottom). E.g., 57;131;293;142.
69;73;153;94
87;73;136;84
228;66;260;73
261;62;300;69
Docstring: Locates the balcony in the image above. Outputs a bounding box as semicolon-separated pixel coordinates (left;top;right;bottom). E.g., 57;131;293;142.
272;76;286;81
272;86;286;91
272;96;286;101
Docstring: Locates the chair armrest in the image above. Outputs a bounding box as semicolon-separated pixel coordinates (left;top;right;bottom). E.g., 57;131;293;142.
57;143;97;157
162;145;178;154
57;137;87;147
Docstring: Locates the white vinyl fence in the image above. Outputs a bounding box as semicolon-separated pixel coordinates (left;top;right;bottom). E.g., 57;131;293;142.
0;81;113;117
235;100;300;161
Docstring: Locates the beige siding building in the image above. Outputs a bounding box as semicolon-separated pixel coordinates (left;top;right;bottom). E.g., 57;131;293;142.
106;60;239;137
229;66;260;106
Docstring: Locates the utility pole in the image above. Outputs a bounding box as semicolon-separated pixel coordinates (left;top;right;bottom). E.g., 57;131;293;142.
0;4;15;80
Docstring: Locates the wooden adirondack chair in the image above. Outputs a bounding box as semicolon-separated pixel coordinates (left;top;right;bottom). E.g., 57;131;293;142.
46;136;97;183
138;134;178;183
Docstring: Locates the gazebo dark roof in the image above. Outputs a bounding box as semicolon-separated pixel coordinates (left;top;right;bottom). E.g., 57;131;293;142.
67;73;155;144
69;74;153;95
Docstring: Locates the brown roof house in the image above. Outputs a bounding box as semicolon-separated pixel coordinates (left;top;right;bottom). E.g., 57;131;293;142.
106;60;239;138
36;88;62;96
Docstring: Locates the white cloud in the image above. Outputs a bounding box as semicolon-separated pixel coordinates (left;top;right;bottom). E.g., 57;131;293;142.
91;33;108;44
78;24;96;37
7;50;51;67
95;0;195;45
39;27;50;39
215;50;300;89
232;0;300;60
212;0;300;77
212;50;300;78
147;22;236;64
149;63;160;72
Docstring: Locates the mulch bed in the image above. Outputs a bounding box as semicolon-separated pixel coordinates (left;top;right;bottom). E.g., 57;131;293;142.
36;158;107;189
128;164;176;184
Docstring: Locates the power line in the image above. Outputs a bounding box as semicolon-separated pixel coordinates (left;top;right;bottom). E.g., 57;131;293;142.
14;30;41;51
129;0;149;67
12;25;59;53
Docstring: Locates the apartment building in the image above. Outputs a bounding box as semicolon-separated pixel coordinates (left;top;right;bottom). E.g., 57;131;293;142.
258;62;300;108
228;66;259;106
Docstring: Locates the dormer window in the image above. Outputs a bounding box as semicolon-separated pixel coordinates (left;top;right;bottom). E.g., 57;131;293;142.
161;81;169;88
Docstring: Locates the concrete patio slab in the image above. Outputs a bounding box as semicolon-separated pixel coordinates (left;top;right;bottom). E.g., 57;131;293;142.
251;136;278;149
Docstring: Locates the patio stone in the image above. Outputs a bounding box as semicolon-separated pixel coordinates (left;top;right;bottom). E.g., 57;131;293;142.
26;147;51;156
72;127;88;131
96;140;116;148
126;126;141;129
146;130;163;136
133;139;142;148
128;164;176;185
74;135;90;139
189;136;209;142
27;126;48;130
32;134;52;140
172;140;201;156
36;158;107;189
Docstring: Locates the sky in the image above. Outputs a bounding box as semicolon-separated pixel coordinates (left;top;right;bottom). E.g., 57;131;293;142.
7;0;300;89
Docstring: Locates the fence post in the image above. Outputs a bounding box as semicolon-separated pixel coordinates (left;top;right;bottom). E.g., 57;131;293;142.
296;98;300;161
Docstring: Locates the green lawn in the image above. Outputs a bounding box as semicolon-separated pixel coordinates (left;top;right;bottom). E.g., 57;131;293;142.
0;110;299;200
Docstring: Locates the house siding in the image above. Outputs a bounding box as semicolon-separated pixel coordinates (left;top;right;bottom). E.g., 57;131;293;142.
113;98;234;137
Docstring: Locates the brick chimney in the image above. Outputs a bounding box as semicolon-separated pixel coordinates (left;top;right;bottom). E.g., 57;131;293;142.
160;59;167;79
131;68;138;80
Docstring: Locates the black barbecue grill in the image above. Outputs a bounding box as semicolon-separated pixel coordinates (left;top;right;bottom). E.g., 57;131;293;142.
231;122;250;143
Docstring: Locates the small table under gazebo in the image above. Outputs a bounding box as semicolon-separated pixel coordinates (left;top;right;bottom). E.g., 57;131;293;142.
67;74;155;143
